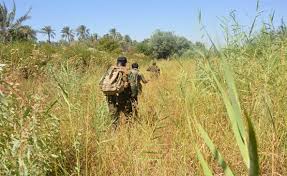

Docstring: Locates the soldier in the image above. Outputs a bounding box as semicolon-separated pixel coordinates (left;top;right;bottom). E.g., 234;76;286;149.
128;63;148;117
100;56;132;127
146;61;160;78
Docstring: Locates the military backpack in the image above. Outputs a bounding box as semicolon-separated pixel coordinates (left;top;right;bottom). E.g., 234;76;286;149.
99;66;126;95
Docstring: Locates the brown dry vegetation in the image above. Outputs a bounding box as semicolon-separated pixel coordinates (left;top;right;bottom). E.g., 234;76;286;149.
2;50;286;175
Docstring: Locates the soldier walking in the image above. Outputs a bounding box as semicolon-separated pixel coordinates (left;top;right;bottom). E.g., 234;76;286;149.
146;61;160;78
99;56;132;127
128;63;148;117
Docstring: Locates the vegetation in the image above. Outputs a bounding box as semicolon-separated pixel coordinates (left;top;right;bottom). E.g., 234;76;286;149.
61;26;74;43
135;30;207;59
40;26;56;43
76;25;90;41
0;1;286;175
0;0;31;42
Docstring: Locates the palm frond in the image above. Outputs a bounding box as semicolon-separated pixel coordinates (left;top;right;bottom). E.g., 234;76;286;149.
7;0;16;28
0;2;8;29
12;7;31;29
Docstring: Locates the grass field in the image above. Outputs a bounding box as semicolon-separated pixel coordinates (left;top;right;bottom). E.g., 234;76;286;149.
1;0;287;174
1;36;286;175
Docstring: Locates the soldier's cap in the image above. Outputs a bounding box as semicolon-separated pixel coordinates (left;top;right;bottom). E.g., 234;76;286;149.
117;56;127;64
152;61;156;65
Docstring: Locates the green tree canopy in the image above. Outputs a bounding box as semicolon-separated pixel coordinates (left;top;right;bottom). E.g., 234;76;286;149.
11;25;37;41
148;30;192;59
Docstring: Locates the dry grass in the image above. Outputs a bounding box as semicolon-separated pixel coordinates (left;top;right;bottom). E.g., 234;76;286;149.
1;35;287;175
26;57;283;175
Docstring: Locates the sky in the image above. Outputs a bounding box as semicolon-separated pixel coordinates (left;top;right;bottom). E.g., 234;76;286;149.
4;0;287;44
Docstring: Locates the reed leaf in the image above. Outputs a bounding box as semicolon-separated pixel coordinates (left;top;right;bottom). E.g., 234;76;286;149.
195;120;235;176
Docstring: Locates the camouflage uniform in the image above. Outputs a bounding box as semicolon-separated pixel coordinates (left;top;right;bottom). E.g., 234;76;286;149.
128;68;148;117
105;65;132;126
146;63;160;78
106;88;132;125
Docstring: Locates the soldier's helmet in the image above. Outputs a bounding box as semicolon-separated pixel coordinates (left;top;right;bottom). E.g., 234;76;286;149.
152;61;156;66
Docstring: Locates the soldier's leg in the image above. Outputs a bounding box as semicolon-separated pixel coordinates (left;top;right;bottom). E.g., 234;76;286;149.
107;96;120;126
131;96;138;118
125;98;133;119
116;90;131;120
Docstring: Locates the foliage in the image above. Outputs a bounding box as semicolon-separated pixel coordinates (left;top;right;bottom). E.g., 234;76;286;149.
181;41;208;59
0;0;33;42
137;30;193;59
96;35;121;54
76;25;90;41
0;26;286;174
40;26;56;43
149;30;177;59
0;77;62;175
0;2;286;175
10;25;37;42
109;28;122;41
61;26;74;43
136;39;152;56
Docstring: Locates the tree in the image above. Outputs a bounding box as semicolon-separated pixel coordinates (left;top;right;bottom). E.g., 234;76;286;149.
11;25;37;41
40;26;55;43
124;35;132;43
145;30;192;59
76;25;89;41
149;30;177;59
109;28;116;39
120;34;133;52
194;41;206;50
89;33;99;43
0;0;31;42
181;41;207;59
61;26;74;43
109;28;122;40
96;35;121;53
136;39;152;56
174;36;192;56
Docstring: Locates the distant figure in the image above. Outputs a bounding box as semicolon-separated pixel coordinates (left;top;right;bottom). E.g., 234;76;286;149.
99;56;132;127
128;63;148;117
147;61;160;78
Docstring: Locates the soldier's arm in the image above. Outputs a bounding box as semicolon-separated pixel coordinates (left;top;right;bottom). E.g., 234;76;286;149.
140;73;148;84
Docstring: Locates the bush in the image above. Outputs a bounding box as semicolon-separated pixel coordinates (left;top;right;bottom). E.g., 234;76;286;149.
135;39;152;56
137;30;192;59
0;79;62;175
96;36;121;54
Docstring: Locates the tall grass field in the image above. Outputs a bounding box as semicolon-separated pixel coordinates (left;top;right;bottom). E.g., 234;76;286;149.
0;3;287;175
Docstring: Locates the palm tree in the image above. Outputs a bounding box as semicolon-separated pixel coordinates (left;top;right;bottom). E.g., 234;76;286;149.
109;28;122;40
89;33;99;43
12;25;37;41
61;26;74;43
76;25;89;40
124;35;132;43
0;0;31;42
40;26;55;43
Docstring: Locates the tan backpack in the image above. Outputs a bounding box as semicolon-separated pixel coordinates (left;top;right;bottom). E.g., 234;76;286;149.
99;66;126;95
